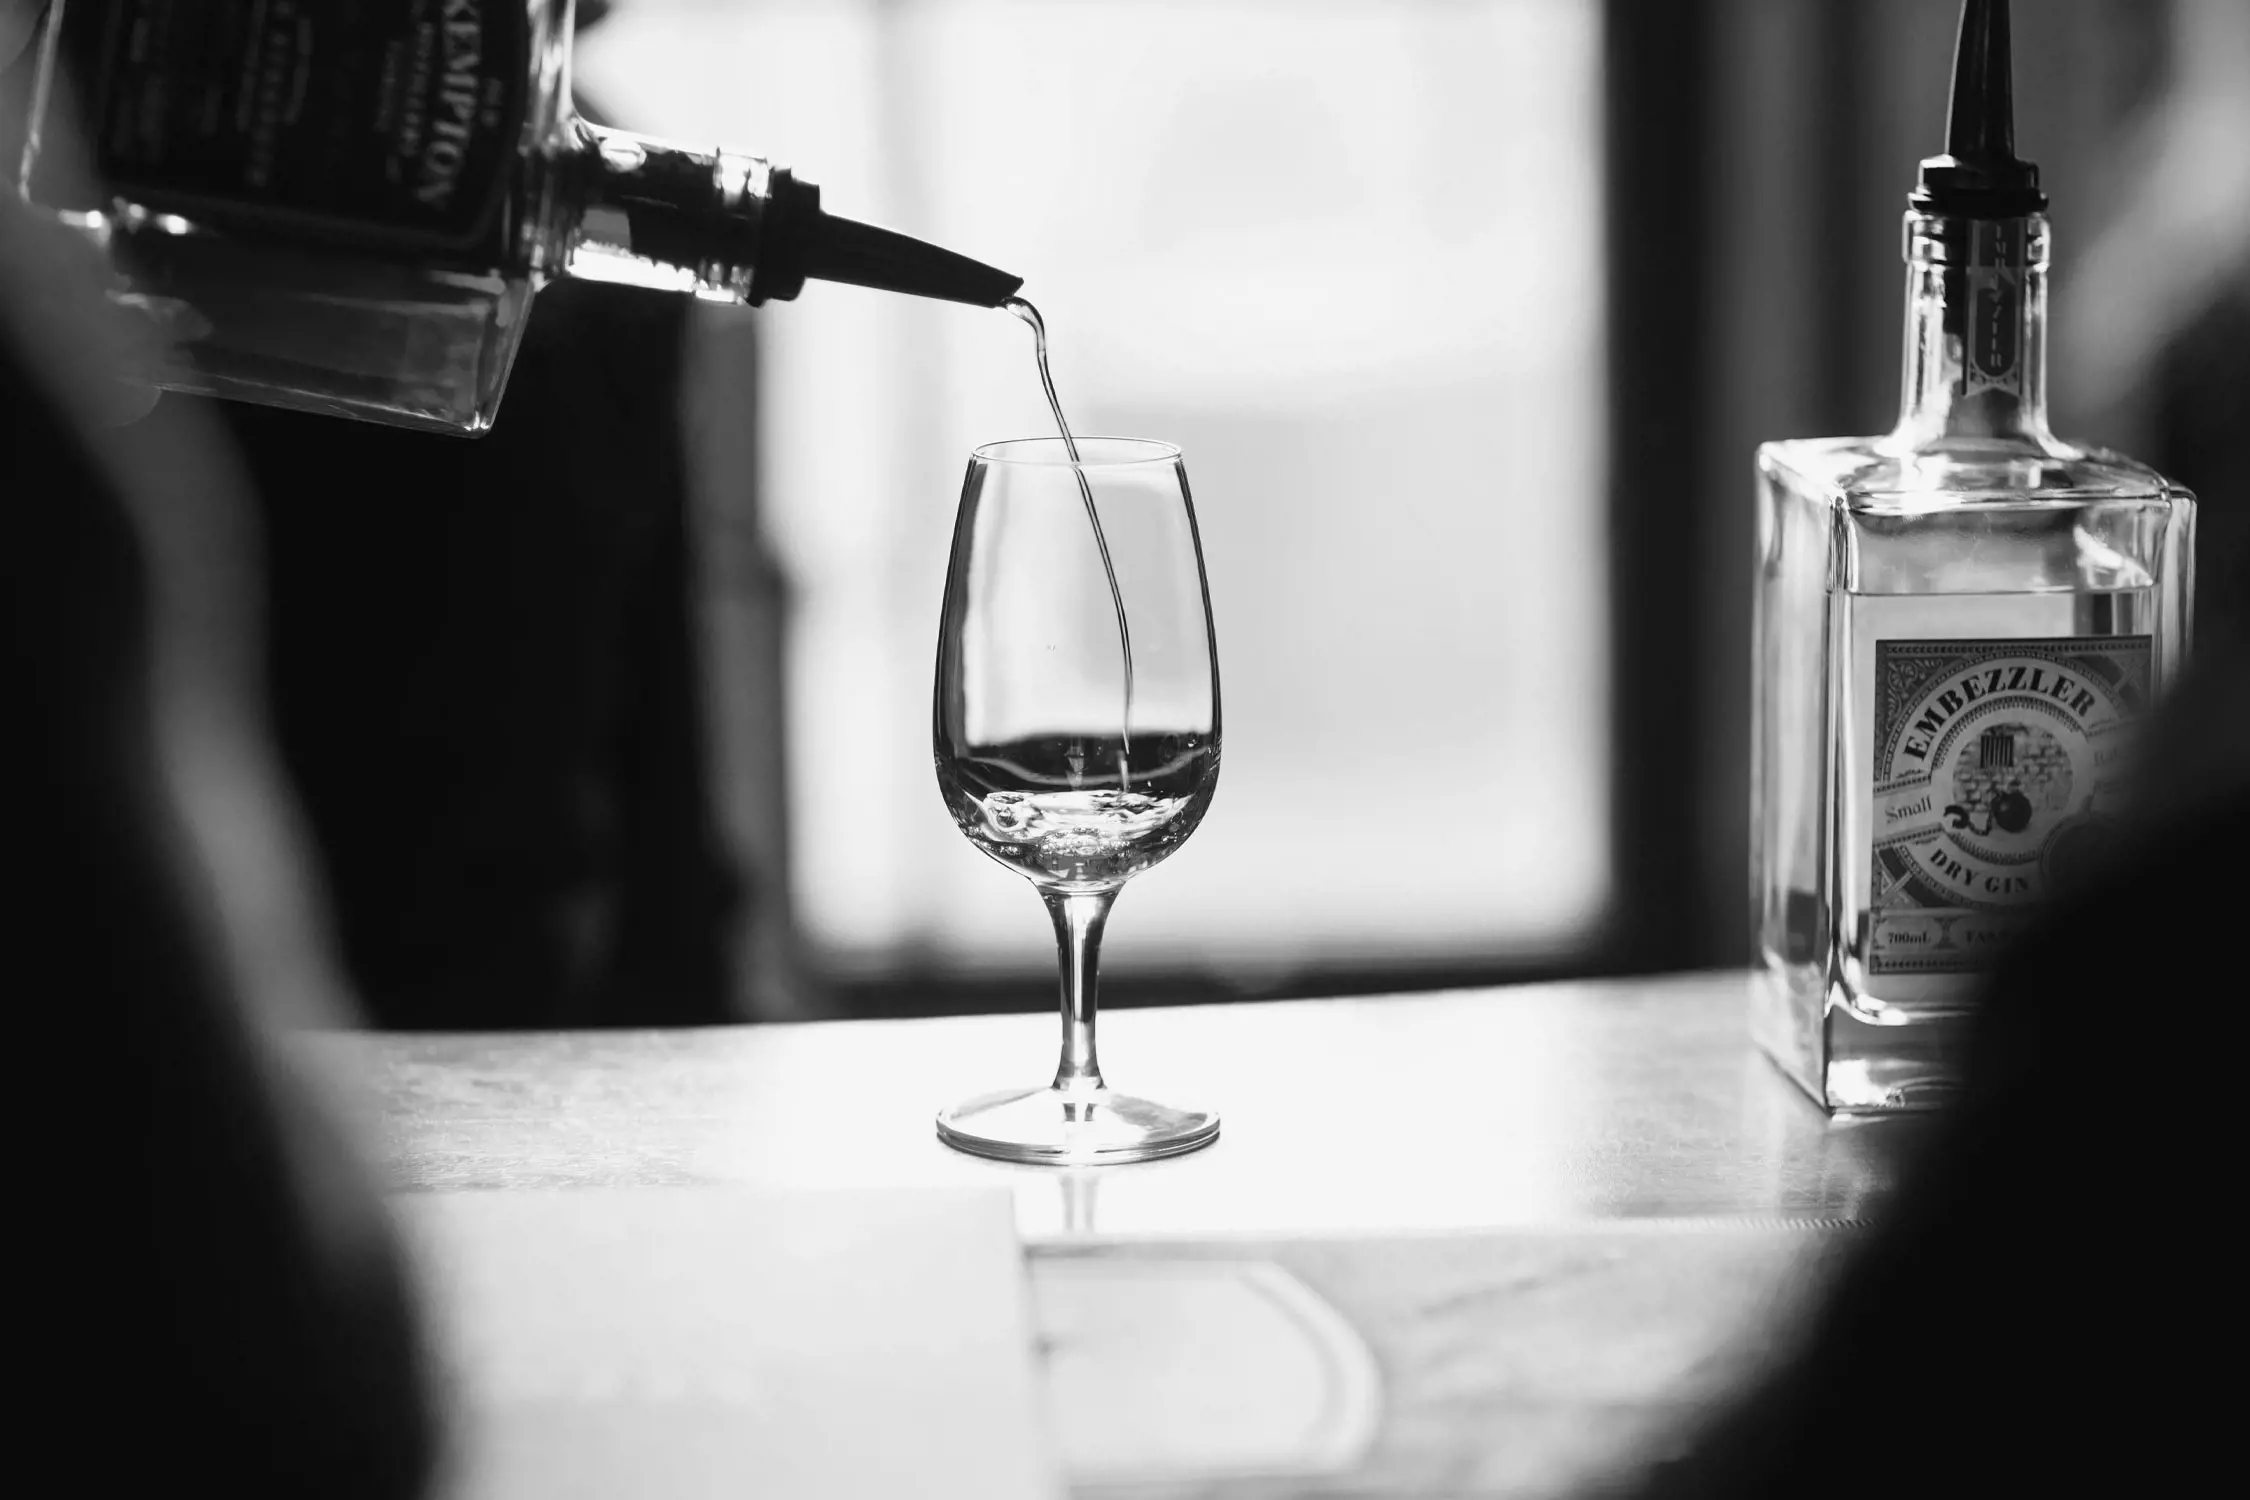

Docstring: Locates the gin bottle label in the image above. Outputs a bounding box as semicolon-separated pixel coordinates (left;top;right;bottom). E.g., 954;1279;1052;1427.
1868;636;2149;976
59;0;527;250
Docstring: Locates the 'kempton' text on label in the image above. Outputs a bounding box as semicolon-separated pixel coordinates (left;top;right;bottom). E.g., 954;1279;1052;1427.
416;0;485;208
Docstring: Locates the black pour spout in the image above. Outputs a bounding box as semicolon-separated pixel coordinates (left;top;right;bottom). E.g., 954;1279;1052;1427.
1910;0;2048;217
746;169;1024;309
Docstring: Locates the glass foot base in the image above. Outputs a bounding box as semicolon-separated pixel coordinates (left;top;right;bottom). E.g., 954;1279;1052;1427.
936;1084;1220;1165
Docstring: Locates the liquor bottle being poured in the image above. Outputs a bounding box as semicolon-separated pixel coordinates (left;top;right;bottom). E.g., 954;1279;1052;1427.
1748;0;2196;1112
15;0;1022;433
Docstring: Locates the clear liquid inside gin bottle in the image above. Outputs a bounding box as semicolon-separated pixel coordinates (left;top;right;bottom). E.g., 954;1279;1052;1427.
16;0;1019;433
1749;0;2195;1111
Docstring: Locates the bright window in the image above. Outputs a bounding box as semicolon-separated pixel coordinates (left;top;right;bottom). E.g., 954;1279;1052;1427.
582;1;1609;989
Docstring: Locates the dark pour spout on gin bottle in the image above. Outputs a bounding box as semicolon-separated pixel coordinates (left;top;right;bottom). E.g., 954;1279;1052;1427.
1003;297;1136;789
1893;0;2060;451
1910;0;2045;219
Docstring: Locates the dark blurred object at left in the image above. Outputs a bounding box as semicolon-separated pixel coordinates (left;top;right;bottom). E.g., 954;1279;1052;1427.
4;20;436;1498
186;0;756;1031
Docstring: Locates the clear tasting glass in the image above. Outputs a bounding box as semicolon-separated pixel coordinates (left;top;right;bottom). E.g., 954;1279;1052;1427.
933;437;1222;1164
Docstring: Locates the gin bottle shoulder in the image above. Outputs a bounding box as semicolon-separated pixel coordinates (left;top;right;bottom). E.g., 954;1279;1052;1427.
1758;433;2190;510
1758;434;2193;598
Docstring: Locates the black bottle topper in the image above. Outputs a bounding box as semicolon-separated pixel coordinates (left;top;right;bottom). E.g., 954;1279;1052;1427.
1910;0;2049;218
749;171;1024;309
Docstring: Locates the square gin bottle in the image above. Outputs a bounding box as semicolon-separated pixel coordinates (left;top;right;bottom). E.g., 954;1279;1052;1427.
1750;2;2195;1111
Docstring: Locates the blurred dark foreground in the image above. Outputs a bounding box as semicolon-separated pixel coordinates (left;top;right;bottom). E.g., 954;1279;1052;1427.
1638;623;2250;1498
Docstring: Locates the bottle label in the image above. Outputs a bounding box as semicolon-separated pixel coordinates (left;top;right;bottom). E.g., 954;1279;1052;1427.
1867;636;2148;976
1961;220;2025;399
64;0;528;251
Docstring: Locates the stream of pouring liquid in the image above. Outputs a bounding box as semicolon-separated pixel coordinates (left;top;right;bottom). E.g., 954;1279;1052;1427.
1003;296;1135;785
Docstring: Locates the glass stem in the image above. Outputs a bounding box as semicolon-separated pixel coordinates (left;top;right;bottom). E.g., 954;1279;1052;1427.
1045;889;1116;1092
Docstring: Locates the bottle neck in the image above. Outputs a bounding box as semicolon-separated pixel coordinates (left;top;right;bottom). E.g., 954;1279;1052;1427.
549;122;1020;310
556;122;784;303
1889;210;2060;453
